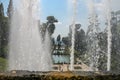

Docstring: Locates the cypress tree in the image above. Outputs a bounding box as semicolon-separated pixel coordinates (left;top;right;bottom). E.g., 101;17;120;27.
7;0;13;19
0;3;4;17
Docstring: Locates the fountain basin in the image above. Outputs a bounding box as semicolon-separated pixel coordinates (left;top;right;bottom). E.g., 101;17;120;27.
0;71;120;80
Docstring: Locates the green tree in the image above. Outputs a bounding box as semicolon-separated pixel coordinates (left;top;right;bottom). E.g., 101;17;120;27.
0;3;4;57
62;37;70;47
86;14;101;71
110;11;120;72
40;16;58;56
69;23;87;55
7;0;14;19
0;3;4;17
95;11;120;71
57;34;61;49
57;34;61;42
41;16;58;37
75;29;86;55
47;16;58;35
47;16;58;23
0;3;9;58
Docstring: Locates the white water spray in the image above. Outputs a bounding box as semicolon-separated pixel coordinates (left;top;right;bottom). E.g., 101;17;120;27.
9;0;52;71
69;0;78;71
87;0;101;71
104;0;112;71
96;0;112;71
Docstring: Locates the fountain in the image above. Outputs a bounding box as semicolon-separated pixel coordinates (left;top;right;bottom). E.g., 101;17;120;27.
69;0;78;71
103;0;112;71
86;0;112;71
8;0;113;72
86;0;101;71
9;0;52;71
69;0;102;71
0;0;119;79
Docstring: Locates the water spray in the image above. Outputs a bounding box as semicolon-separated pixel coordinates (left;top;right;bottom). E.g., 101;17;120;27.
70;0;78;71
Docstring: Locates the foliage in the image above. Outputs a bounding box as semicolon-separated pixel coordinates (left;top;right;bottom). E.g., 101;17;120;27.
47;16;58;23
7;0;13;19
40;16;58;37
86;14;101;71
0;2;9;58
57;34;61;42
62;37;70;47
69;23;87;56
110;11;120;72
0;57;7;71
92;11;120;71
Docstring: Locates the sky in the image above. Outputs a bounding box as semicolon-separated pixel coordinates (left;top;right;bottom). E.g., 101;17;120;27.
40;0;89;37
0;0;120;38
